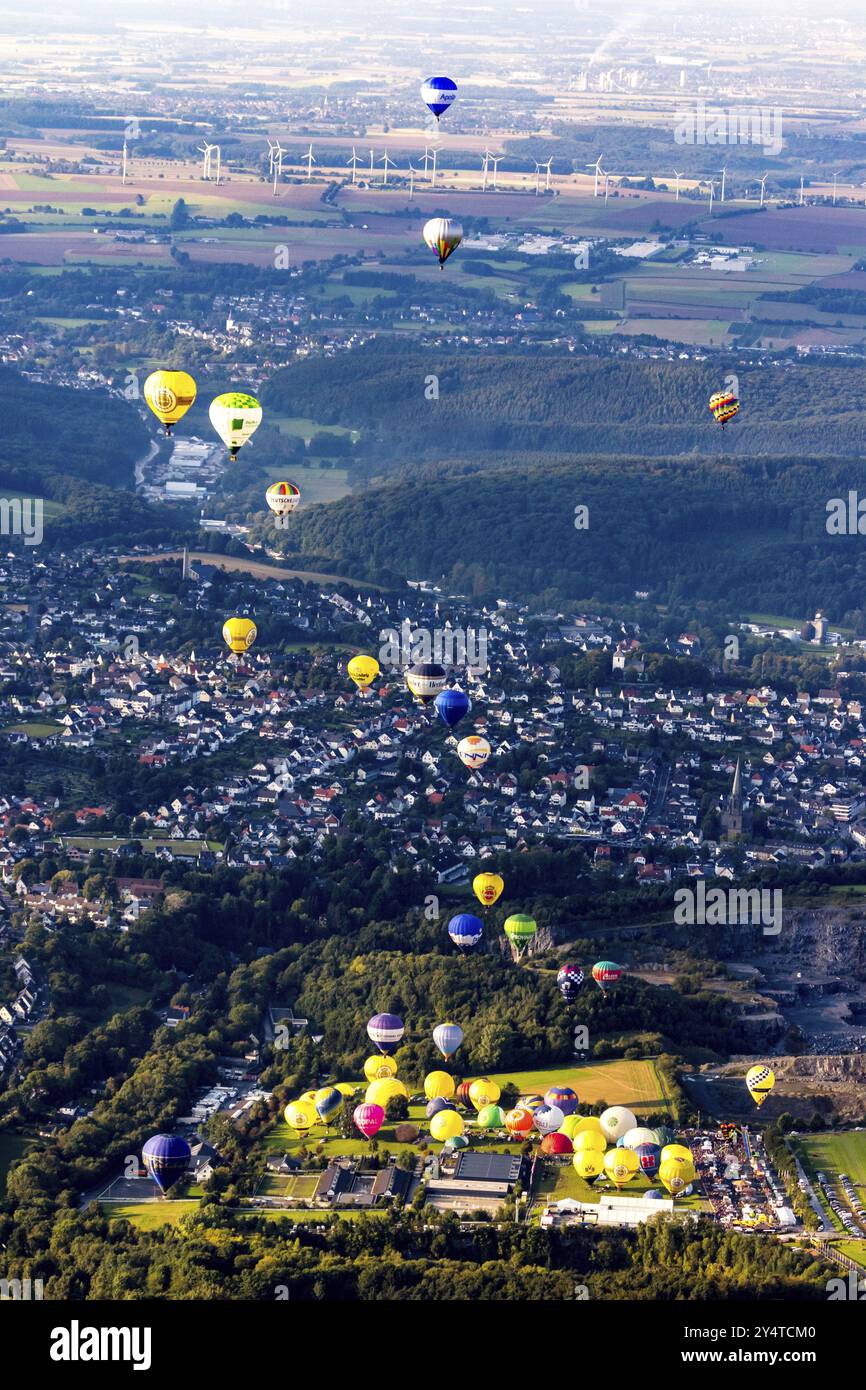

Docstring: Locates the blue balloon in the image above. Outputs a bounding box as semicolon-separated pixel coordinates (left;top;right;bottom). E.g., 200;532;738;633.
420;75;458;121
448;913;483;950
426;1097;455;1119
435;687;471;728
635;1142;662;1176
142;1133;191;1194
644;1189;665;1200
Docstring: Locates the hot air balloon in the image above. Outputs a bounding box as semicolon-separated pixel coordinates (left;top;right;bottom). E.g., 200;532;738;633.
541;1132;573;1156
476;1103;506;1130
426;1097;455;1119
423;217;463;269
592;960;623;992
660;1143;693;1166
573;1148;604;1181
299;1091;318;1106
366;1012;404;1054
424;1070;456;1101
209;391;262;457
572;1115;605;1141
142;1134;191;1194
503;913;537;959
432;1021;464;1059
222;617;257;655
285;1100;318;1133
600;1106;637;1143
455;1081;475;1111
709;388;739;427
430;1109;465;1142
522;1095;544;1115
746;1064;775;1108
558;1114;585;1141
334;1082;358;1098
266;480;300;516
313;1086;343;1125
444;1133;469;1151
363;1054;398;1083
573;1128;606;1154
347;654;380;692
505;1107;535;1137
457;735;491;770
406;662;447;705
468;1077;501;1111
353;1102;385;1139
635;1142;662;1177
447;912;483;952
473;872;504;908
534;1104;565;1137
604;1146;640;1188
644;1189;665;1201
365;1077;408;1109
395;1123;420;1143
545;1085;578;1117
658;1156;695;1196
144;370;196;435
420;75;458;122
434;687;471;728
622;1127;658;1150
557;964;584;1002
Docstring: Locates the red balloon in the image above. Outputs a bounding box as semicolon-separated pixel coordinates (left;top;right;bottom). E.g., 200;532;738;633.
353;1102;385;1139
540;1132;574;1155
455;1081;475;1111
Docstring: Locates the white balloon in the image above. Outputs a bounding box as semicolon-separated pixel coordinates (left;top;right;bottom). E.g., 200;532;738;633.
600;1105;638;1143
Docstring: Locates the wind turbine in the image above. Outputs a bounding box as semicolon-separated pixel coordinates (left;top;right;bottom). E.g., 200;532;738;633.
759;173;768;208
587;154;604;197
533;160;543;195
266;138;277;179
799;175;804;206
121;139;128;186
489;154;502;190
369;147;375;179
211;144;221;185
481;149;491;192
602;168;611;206
379;150;396;185
672;169;682;200
407;160;418;200
198;141;215;180
303;144;317;181
422;146;434;180
271;141;286;196
706;178;715;215
347;146;362;184
832;171;838;205
720;163;727;202
540;156;553;192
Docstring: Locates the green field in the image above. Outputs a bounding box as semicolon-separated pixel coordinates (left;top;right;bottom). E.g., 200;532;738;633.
2;721;62;738
794;1132;866;1200
105;1201;198;1229
489;1058;669;1113
268;414;360;443
834;1239;866;1269
63;836;222;853
0;1133;36;1191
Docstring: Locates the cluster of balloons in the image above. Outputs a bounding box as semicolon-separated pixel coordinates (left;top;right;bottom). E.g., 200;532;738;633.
344;656;491;772
557;961;623;1001
285;1081;359;1137
144;371;264;457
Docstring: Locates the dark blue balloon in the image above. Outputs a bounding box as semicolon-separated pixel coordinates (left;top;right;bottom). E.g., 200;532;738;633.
447;913;483;949
635;1142;662;1176
426;1097;455;1119
142;1133;191;1193
435;687;471;728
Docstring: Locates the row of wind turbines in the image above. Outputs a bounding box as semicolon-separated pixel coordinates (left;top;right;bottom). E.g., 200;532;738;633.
588;153;852;211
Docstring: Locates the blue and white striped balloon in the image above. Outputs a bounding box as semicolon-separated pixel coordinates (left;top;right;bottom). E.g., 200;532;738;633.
420;75;458;121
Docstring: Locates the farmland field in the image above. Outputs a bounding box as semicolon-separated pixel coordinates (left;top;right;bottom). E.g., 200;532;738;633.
0;1133;36;1191
105;1202;198;1230
121;551;384;590
793;1131;866;1203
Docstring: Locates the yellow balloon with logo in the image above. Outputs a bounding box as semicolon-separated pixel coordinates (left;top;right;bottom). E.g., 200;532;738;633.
209;391;263;458
473;872;504;908
660;1143;693;1166
365;1077;408;1109
659;1157;696;1196
746;1064;775;1108
430;1109;465;1142
364;1054;398;1083
573;1149;604;1181
348;655;380;692
573;1128;606;1153
284;1100;317;1132
469;1077;500;1111
334;1082;358;1098
604;1146;640;1188
222;617;257;655
144;370;197;434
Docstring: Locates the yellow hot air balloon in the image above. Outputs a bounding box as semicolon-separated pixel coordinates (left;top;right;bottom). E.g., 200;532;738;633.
473;872;504;908
363;1054;398;1083
365;1077;408;1109
458;736;491;770
746;1064;775;1108
424;1070;456;1100
222;617;257;655
558;1114;585;1140
573;1128;606;1153
658;1156;696;1196
660;1143;693;1166
347;655;380;692
284;1100;317;1132
299;1090;317;1105
468;1077;500;1111
423;216;463;268
266;480;301;516
571;1115;606;1140
144;370;197;435
334;1082;358;1098
603;1146;640;1188
573;1149;605;1181
209;391;262;458
430;1109;465;1142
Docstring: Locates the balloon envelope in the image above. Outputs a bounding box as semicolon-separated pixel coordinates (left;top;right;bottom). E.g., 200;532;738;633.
430;1109;465;1142
469;1077;501;1111
432;1021;464;1058
573;1129;606;1154
364;1054;398;1083
600;1106;637;1143
473;871;504;907
635;1142;662;1176
534;1104;565;1137
503;914;537;954
209;391;262;457
347;654;380;690
623;1127;658;1150
353;1103;385;1139
505;1107;535;1136
541;1132;573;1156
366;1012;404;1054
457;735;491;769
426;1097;455;1119
604;1146;640;1187
144;370;196;432
266;480;300;515
545;1086;578;1116
424;1070;456;1100
476;1104;506;1129
709;389;740;425
142;1134;191;1193
405;663;446;705
420;75;457;120
313;1086;342;1123
592;960;623;990
365;1077;408;1109
573;1148;604;1181
223;617;256;655
422;217;463;268
447;913;483;950
746;1064;775;1107
285;1100;317;1132
435;687;471;728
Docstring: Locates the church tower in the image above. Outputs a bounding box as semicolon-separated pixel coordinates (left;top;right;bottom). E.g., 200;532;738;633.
721;758;750;839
